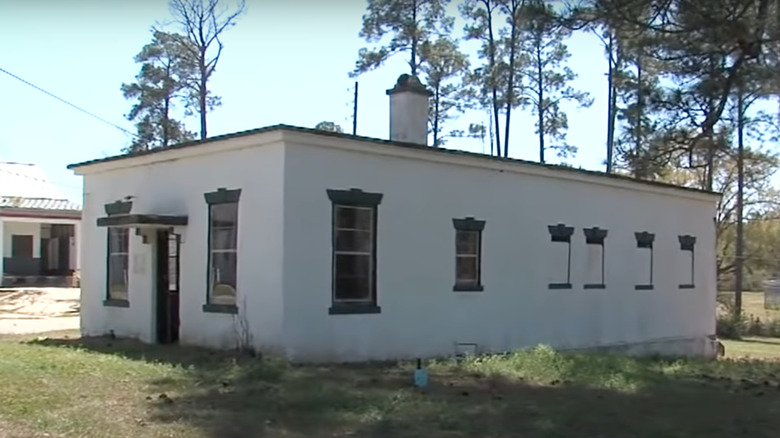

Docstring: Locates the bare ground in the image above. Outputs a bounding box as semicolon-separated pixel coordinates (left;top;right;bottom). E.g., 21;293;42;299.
0;287;79;334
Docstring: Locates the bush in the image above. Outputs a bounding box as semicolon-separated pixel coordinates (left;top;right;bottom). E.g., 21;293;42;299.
716;312;748;339
716;311;780;338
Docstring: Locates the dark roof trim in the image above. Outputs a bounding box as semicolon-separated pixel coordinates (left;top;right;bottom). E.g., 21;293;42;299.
68;124;720;198
0;210;81;220
96;214;188;227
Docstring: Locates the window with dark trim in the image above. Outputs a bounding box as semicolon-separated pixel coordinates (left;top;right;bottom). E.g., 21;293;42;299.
635;232;655;290
453;217;485;292
11;235;33;258
105;227;129;306
583;227;608;289
327;188;383;315
679;234;696;289
548;224;574;289
203;188;241;314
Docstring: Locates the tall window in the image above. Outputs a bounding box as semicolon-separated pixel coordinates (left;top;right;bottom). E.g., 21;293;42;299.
204;188;241;312
327;188;383;314
453;217;485;291
548;223;574;289
106;228;129;304
583;227;608;289
679;234;696;289
635;231;655;290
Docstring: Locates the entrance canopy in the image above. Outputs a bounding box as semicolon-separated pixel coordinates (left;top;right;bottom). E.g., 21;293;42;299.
96;214;188;228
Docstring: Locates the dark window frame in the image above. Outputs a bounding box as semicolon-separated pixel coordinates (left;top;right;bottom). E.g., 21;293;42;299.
583;227;608;289
10;235;33;258
679;234;696;289
327;188;383;315
453;217;485;292
203;188;241;314
635;231;655;290
104;227;130;307
548;223;574;289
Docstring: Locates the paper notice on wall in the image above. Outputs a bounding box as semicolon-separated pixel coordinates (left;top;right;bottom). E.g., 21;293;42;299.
133;254;146;275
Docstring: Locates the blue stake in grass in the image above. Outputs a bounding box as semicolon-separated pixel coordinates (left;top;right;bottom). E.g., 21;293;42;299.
414;358;428;388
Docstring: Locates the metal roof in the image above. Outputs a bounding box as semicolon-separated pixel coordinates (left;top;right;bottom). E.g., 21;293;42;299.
67;124;720;198
0;196;81;212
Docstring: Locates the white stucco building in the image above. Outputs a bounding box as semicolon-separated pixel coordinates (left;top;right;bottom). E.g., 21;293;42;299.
0;162;81;287
69;75;720;361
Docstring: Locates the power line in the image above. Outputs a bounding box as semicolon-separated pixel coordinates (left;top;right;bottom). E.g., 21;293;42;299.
0;167;82;191
0;66;136;137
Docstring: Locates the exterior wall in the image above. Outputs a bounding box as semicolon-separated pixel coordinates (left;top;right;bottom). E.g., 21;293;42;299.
79;141;285;351
2;221;41;276
3;221;41;258
282;139;718;362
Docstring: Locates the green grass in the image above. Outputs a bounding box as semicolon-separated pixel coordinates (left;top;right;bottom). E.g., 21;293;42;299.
2;332;780;437
718;291;780;321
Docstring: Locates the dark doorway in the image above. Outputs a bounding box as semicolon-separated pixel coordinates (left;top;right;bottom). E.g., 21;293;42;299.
155;230;180;344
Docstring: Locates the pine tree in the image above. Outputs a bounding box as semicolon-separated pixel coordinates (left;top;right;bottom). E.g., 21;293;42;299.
121;31;196;153
352;0;452;77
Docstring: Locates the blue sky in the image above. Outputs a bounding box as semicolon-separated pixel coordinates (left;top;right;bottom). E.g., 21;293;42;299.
0;0;609;202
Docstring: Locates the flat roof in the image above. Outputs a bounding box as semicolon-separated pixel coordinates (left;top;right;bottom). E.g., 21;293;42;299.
68;124;720;198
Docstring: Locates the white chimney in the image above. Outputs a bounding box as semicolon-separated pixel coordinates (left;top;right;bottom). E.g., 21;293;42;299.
386;74;432;146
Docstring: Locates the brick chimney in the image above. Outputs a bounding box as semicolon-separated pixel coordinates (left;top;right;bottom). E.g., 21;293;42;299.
386;74;432;146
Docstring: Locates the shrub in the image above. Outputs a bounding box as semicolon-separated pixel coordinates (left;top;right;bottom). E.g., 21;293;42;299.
716;312;748;339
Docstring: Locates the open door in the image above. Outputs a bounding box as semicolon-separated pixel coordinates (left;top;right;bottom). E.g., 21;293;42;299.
156;230;180;344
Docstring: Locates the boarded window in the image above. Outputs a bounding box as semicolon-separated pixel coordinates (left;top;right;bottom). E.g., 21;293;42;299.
635;232;654;290
107;228;129;301
547;224;574;289
679;235;696;289
583;227;607;289
11;235;33;258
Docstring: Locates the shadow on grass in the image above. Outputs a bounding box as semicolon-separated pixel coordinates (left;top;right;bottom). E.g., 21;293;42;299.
732;337;780;346
26;335;780;438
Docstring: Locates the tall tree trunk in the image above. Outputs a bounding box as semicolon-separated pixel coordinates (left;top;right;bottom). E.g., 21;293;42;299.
605;31;616;173
734;84;745;316
537;46;545;163
162;63;172;148
503;16;518;158
633;54;643;178
199;57;208;139
410;0;418;76
433;85;440;147
163;97;171;148
484;0;501;156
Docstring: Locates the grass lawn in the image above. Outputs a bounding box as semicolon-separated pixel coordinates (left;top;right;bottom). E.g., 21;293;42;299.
718;291;780;321
2;332;780;437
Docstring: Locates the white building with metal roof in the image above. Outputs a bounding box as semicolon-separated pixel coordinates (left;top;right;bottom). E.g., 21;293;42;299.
68;75;720;361
0;162;81;287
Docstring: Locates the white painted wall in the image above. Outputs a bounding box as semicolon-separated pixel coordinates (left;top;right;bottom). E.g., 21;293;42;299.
2;221;41;258
79;139;286;351
74;128;718;363
282;136;718;362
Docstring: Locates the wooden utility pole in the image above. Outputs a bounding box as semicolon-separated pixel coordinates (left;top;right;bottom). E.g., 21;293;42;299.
734;84;745;316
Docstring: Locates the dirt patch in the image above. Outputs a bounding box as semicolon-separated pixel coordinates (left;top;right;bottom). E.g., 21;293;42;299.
0;288;79;334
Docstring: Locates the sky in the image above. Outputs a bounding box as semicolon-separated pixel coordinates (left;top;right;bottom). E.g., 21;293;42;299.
0;0;610;203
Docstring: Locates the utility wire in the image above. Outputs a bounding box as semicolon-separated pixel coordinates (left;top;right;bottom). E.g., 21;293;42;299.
0;66;136;137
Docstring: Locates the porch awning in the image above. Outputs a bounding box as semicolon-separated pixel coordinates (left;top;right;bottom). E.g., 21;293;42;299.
96;214;188;228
